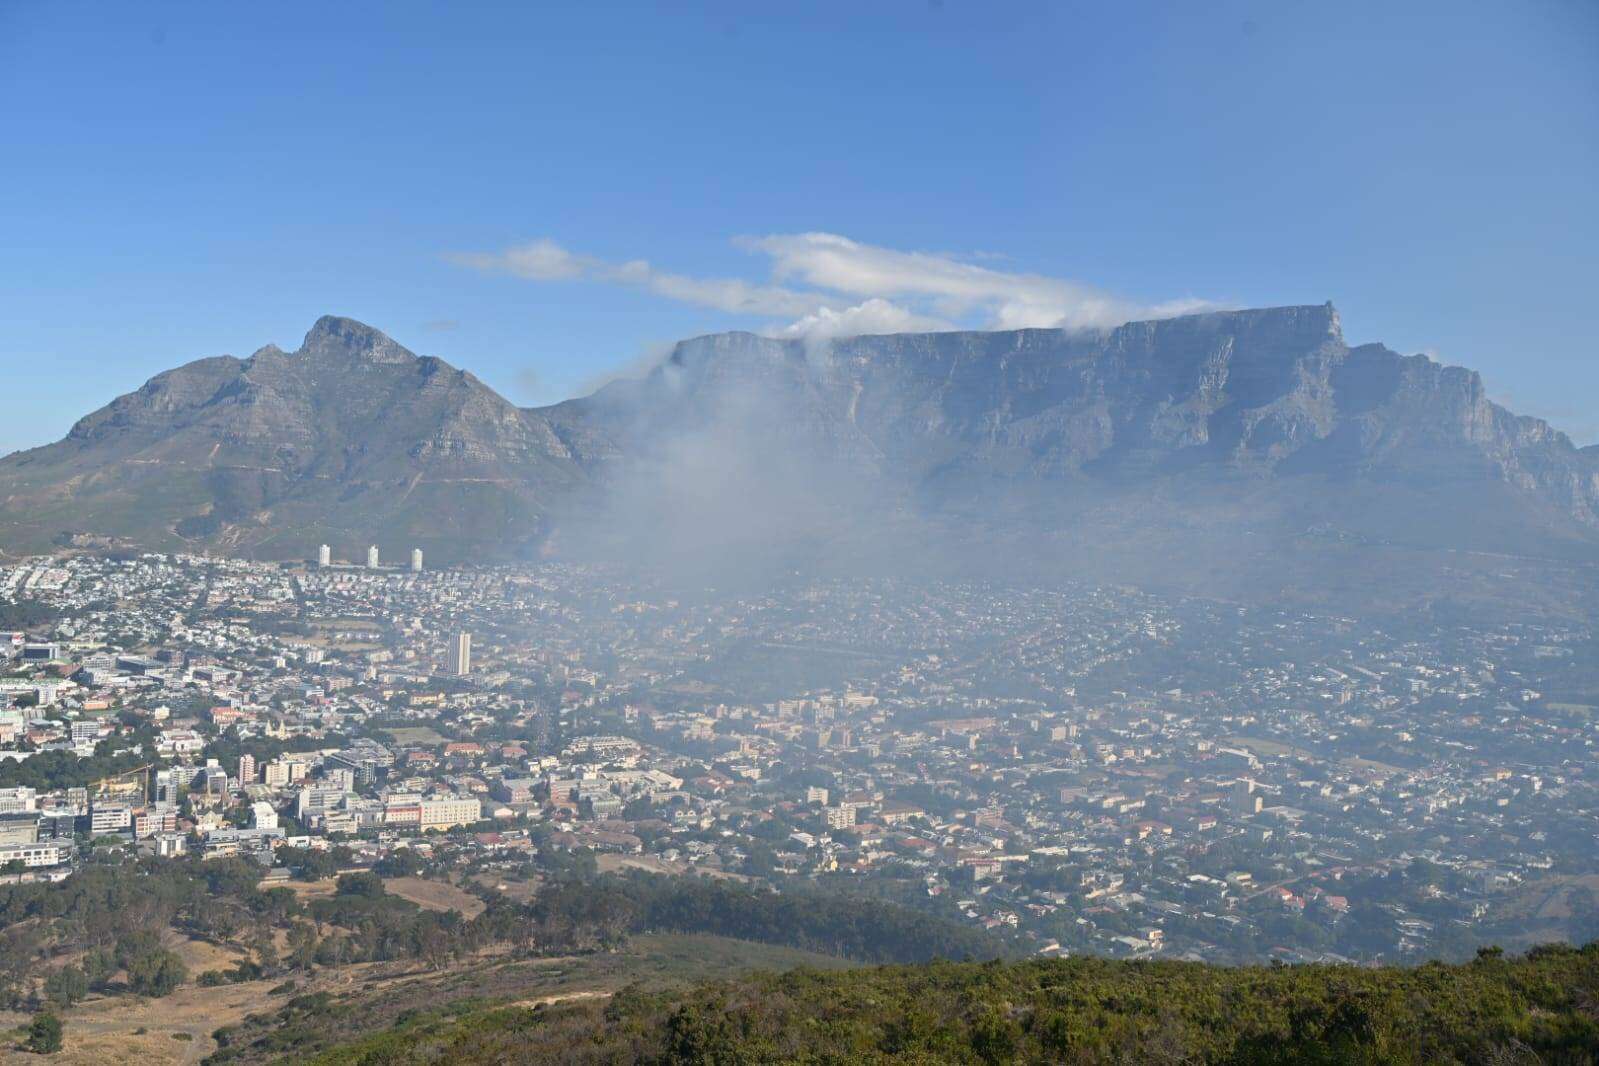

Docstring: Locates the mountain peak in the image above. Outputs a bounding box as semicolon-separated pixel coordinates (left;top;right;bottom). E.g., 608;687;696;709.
298;315;415;364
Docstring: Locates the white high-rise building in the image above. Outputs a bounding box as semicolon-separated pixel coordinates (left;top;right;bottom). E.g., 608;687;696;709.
317;544;332;567
366;545;380;569
448;632;472;676
251;802;279;831
410;548;424;573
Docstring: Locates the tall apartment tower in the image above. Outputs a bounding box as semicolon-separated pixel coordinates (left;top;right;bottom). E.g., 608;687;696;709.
317;544;332;568
448;632;472;676
410;548;424;573
1232;778;1262;817
237;754;256;785
366;545;380;569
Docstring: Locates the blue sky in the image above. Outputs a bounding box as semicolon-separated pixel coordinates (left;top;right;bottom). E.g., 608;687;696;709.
2;1;1596;455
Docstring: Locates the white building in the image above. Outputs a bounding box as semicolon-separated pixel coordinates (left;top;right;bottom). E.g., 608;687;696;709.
264;758;309;787
153;833;187;858
419;796;481;831
323;767;356;792
448;632;472;676
410;548;424;573
0;841;69;868
295;786;349;820
89;804;132;835
251;801;279;831
366;545;380;569
317;544;332;567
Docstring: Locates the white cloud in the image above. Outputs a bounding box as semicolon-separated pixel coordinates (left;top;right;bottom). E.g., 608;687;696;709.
449;232;1213;339
775;298;952;341
621;262;824;317
451;240;825;317
447;238;590;281
747;232;1211;332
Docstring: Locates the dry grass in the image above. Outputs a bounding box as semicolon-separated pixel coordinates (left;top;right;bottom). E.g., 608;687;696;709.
260;875;483;916
382;877;486;918
0;977;281;1066
469;872;541;903
1535;874;1599;920
170;935;250;975
267;878;338;899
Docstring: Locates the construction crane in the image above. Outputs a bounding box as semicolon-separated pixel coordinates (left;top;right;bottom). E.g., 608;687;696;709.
93;763;155;802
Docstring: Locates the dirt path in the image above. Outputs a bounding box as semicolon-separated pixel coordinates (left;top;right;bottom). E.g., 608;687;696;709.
504;989;613;1010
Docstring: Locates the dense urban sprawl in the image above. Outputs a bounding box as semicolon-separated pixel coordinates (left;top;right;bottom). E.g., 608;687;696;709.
2;550;1596;965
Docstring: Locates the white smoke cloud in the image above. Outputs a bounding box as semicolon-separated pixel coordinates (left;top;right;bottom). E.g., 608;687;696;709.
449;232;1213;338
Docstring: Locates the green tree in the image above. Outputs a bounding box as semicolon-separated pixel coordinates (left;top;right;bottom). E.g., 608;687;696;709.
113;930;163;970
373;849;423;878
43;966;87;1008
283;847;340;881
79;950;115;990
124;950;186;997
253;929;280;972
26;1011;63;1054
335;872;386;899
286;922;320;971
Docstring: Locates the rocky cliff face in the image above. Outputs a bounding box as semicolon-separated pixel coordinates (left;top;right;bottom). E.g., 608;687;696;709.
2;306;1596;576
550;303;1599;529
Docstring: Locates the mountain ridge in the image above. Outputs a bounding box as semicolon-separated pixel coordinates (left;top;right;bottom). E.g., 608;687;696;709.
541;302;1598;523
2;305;1597;608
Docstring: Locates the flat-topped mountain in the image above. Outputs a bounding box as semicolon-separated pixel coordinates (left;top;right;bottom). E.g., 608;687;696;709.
552;303;1597;516
2;305;1595;610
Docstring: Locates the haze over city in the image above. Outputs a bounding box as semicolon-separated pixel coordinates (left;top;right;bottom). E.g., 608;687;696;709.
0;3;1595;1063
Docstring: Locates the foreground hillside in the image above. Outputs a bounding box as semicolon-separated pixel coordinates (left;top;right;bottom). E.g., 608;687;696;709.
306;944;1599;1065
0;857;998;1062
0;934;850;1066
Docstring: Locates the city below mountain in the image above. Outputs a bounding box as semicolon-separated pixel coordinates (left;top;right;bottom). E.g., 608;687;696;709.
2;306;1596;614
15;9;1599;1064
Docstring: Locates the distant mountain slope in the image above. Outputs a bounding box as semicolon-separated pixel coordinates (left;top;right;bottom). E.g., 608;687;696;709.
2;306;1596;590
0;317;586;561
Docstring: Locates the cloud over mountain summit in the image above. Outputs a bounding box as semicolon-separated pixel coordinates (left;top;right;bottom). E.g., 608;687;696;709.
449;232;1214;339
